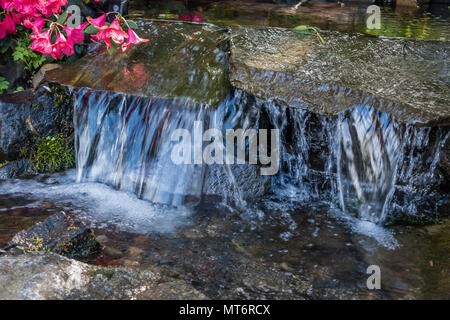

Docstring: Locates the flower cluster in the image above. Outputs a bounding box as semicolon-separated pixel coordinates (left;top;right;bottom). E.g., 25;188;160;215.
177;13;207;22
88;14;148;52
0;0;148;60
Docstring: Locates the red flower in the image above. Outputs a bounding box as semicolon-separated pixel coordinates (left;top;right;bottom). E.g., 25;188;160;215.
0;0;15;12
177;13;207;22
1;14;15;33
91;19;128;49
177;14;191;21
192;13;207;22
24;17;45;34
64;22;87;46
37;0;68;17
87;14;106;28
30;29;53;54
50;33;74;59
0;14;15;39
121;27;148;52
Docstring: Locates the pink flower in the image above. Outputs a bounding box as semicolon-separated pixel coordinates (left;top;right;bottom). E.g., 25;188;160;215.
192;13;207;22
177;14;191;21
11;11;24;24
91;19;128;49
0;0;16;12
30;29;53;54
121;27;148;52
87;14;106;28
177;13;207;22
64;22;87;46
14;0;40;16
0;14;15;33
24;17;45;34
50;33;74;59
0;14;15;39
37;0;68;17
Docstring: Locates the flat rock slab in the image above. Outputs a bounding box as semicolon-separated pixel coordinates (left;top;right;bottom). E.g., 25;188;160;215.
45;21;230;107
0;252;207;299
230;27;450;126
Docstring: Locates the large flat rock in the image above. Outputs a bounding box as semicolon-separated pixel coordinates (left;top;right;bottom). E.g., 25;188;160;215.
0;252;207;300
45;21;230;107
230;27;450;126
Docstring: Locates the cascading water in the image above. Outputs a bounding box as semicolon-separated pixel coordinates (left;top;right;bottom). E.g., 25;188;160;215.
74;89;214;206
43;21;448;226
72;86;448;225
335;106;402;223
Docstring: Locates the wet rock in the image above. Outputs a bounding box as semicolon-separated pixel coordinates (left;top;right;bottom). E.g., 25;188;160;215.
230;27;450;126
7;211;102;260
0;61;25;91
103;246;124;259
0;252;92;299
0;159;31;179
138;281;208;300
32;64;62;89
127;246;144;258
0;252;207;300
45;21;230;107
203;163;272;201
439;133;450;178
207;0;359;30
0;86;73;162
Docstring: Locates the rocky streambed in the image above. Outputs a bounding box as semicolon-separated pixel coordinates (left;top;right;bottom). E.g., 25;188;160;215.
0;18;449;299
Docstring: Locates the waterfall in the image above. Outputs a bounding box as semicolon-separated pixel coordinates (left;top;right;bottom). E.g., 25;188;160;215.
73;86;448;223
74;88;214;206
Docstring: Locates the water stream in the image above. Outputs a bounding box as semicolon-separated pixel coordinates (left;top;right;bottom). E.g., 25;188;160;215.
0;5;449;299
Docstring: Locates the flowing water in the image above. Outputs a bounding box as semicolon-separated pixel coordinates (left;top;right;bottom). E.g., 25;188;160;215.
129;0;450;40
1;5;449;299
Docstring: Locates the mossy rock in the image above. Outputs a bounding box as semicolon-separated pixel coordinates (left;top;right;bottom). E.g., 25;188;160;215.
29;134;75;174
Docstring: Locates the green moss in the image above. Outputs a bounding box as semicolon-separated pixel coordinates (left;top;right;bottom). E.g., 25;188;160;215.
86;267;116;280
384;212;443;227
30;134;75;173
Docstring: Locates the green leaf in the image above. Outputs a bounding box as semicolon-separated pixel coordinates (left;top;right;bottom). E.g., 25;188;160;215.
56;11;69;25
108;40;118;55
293;25;325;44
0;37;12;54
293;25;312;35
84;25;99;34
0;76;9;93
127;20;138;29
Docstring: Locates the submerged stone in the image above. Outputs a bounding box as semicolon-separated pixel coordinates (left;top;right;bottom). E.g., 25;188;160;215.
45;21;230;107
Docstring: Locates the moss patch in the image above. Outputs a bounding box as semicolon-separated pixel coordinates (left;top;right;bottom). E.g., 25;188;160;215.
384;212;444;227
85;267;116;280
30;134;75;173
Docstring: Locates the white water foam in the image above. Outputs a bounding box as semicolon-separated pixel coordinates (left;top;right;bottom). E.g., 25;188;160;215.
0;170;192;234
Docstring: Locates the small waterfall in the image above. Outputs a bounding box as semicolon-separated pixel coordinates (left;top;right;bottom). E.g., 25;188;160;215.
271;101;448;224
72;85;448;223
74;88;214;206
335;106;402;223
